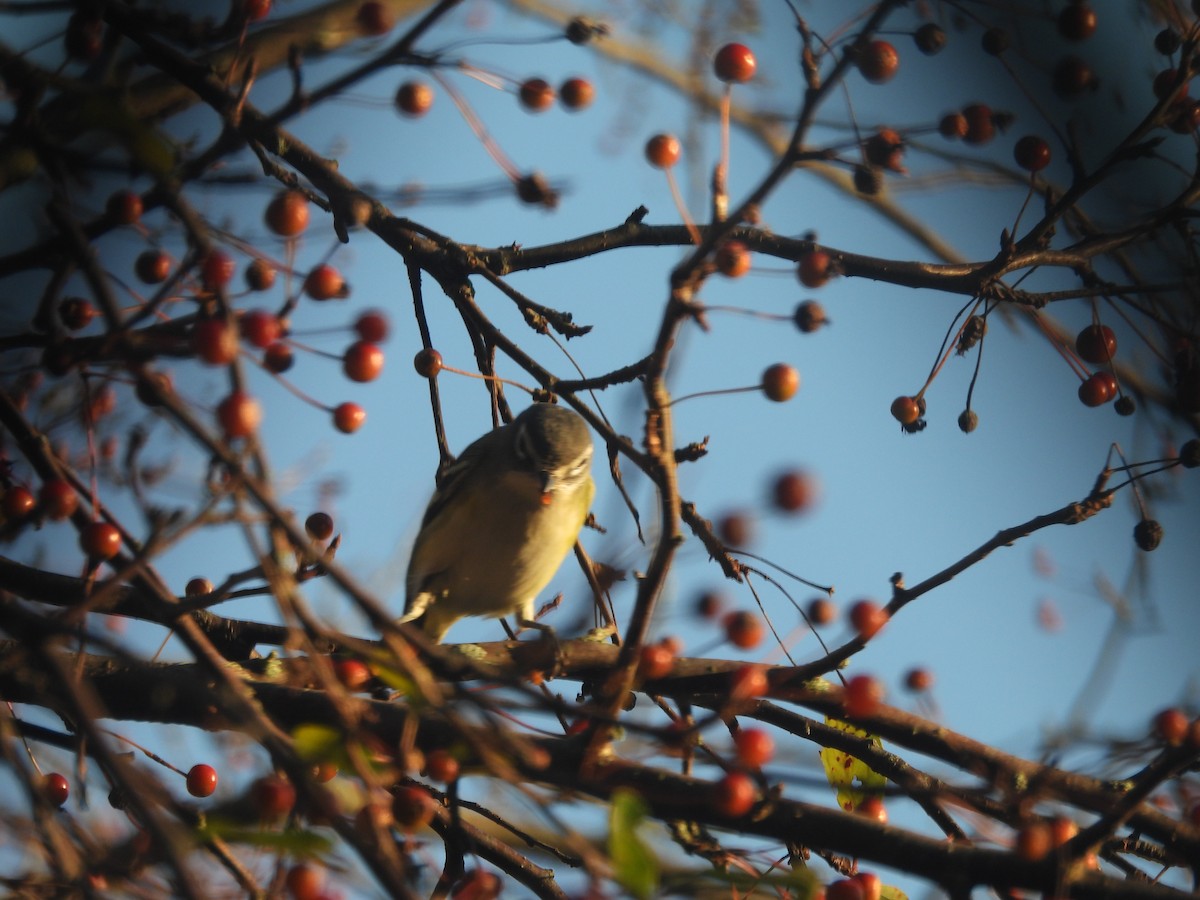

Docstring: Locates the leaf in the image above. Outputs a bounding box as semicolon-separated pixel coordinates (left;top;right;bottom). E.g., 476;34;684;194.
292;724;348;766
198;819;332;855
818;717;886;811
608;788;659;900
880;885;910;900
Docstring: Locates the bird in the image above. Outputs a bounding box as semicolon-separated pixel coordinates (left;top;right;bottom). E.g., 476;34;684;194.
399;402;594;642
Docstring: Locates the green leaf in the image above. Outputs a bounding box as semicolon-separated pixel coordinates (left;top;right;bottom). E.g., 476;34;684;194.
292;723;348;766
198;819;333;856
818;717;886;812
608;788;659;900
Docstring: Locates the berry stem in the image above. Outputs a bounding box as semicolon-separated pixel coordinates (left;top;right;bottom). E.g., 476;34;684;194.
1024;309;1090;380
433;70;521;182
664;168;702;246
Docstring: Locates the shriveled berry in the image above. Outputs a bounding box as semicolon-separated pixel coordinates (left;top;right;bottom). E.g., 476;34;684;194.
1133;518;1163;551
793;300;828;333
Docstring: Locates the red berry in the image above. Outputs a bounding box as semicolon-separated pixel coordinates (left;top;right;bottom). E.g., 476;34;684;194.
3;485;36;521
343;340;385;382
106;189;143;225
200;250;236;291
265;190;310;237
263;342;293;373
334;658;371;691
1153;707;1188;744
772;469;817;513
638;642;676;680
849;599;888;639
864;128;905;172
285;863;324;900
414;348;443;378
729;664;768;700
761;363;800;402
645;133;681;169
39;479;78;521
713;771;756;816
559;77;594;110
424;750;461;783
1013;135;1051;172
806;597;836;627
853;873;882;900
58;297;97;331
333;402;367;434
216;391;262;438
355;310;389;342
793;299;828;333
312;761;338;783
857;40;899;84
914;23;946;54
1057;3;1097;41
250;774;296;820
939;112;968;140
797;249;832;288
1153;68;1189;103
43;773;70;806
356;0;394;35
451;869;502;900
962;104;995;145
694;591;724;619
843;674;885;718
80;521;121;560
185;577;213;597
242;0;271;21
518;77;555;112
1016;821;1053;861
717;511;754;546
304;264;346;301
1078;371;1117;407
732;727;774;767
245;258;277;291
904;667;934;692
135;249;172;284
186;764;219;798
714;240;751;278
395;81;434;117
239;310;281;349
890;395;920;425
713;42;757;83
827;880;864;900
856;796;887;824
1075;324;1116;363
1053;55;1096;98
306;512;334;540
723;611;764;649
192;319;239;366
392;786;436;832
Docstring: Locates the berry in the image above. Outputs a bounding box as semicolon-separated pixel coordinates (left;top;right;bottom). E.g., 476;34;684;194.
304;264;346;301
853;164;883;195
518;77;555;112
3;485;36;521
395;81;434;117
713;771;756;816
452;869;502;900
192;319;239;366
772;469;816;513
1016;821;1053;860
853;872;883;900
355;310;389;342
1153;707;1188;744
185;577;213;597
559;77;594;110
890;395;920;425
1057;3;1097;41
1075;324;1116;363
414;348;443;378
39;479;78;521
904;667;933;692
827;880;864;900
1153;69;1188;103
1053;55;1097;99
242;0;271;21
857;40;899;84
58;297;96;331
80;521;121;560
1013;135;1051;172
333;402;367;434
1078;371;1117;407
1180;439;1200;468
843;674;884;718
239;310;281;349
729;664;768;699
1114;395;1136;416
962;104;995;144
723;611;764;649
939;112;968;140
356;1;394;35
849;599;888;639
797;249;832;288
761;363;800;402
856;796;887;824
713;43;756;83
244;258;276;291
714;240;751;278
793;300;828;333
1155;28;1181;55
806;597;836;627
43;773;70;807
864;129;905;172
645;133;681;169
312;761;338;783
250;774;295;820
306;512;334;540
981;27;1009;55
106;189;143;225
733;727;774;767
958;409;979;433
718;511;754;546
343;340;384;382
1133;518;1163;551
186;764;218;798
216;391;262;438
265;190;310;237
694;591;723;619
334;658;371;691
515;172;557;206
638;642;676;680
264;342;294;373
424;750;461;783
135;249;172;284
200;250;236;291
913;23;946;55
285;863;324;900
392;786;436;832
